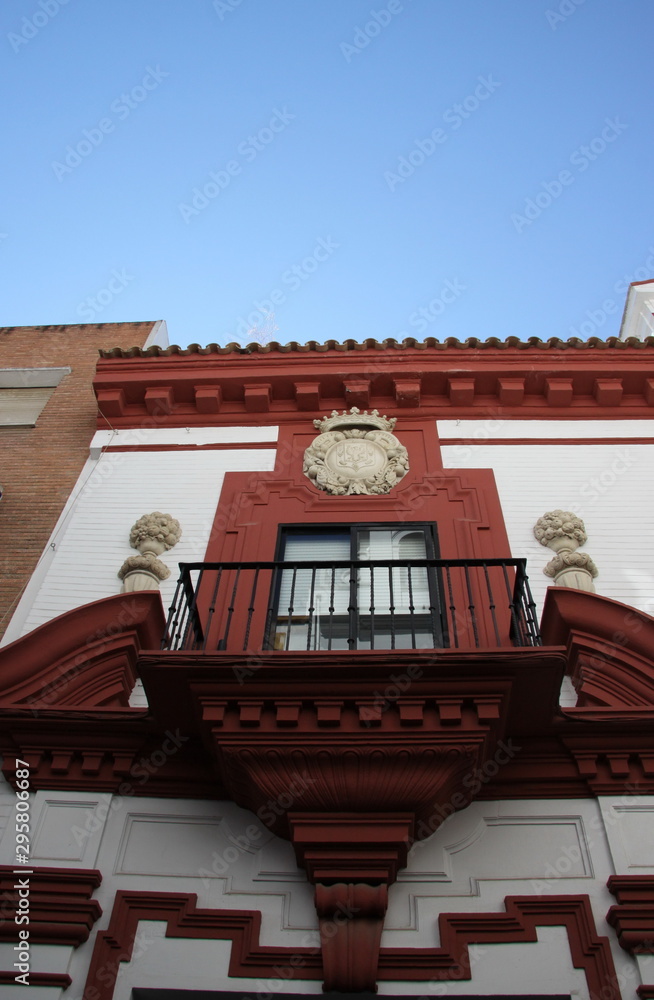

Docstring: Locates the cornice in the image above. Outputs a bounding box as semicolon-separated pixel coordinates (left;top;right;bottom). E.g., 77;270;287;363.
93;337;654;426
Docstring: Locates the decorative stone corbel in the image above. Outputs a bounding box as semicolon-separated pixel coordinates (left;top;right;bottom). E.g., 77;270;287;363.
534;510;598;592
118;512;182;593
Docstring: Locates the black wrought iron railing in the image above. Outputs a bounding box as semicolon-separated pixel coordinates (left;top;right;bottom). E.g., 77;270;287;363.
162;558;541;652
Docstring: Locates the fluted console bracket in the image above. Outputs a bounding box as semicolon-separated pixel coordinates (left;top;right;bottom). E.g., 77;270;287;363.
289;812;413;992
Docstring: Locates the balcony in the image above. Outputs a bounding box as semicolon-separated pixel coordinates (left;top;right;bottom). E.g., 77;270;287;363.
162;557;541;652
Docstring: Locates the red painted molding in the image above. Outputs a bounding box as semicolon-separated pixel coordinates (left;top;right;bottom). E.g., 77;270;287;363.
0;866;102;946
104;441;277;451
541;588;654;708
93;339;654;428
0;592;166;710
607;875;654;953
378;894;621;1000
82;890;619;1000
83;891;321;1000
0;866;101;990
315;882;388;992
0;971;71;988
442;437;654;446
289;814;413;883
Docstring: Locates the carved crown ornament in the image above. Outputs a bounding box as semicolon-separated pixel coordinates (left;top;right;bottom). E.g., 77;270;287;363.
303;408;409;496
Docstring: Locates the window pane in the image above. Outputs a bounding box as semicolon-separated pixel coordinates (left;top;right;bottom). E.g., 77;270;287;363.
271;525;442;651
275;532;351;649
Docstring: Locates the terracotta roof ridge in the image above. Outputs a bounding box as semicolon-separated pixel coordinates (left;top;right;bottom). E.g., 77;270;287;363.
97;335;654;358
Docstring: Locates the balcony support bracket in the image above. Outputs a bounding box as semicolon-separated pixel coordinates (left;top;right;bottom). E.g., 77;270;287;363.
289;812;413;992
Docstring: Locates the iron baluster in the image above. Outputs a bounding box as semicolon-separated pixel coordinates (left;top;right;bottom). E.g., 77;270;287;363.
221;568;241;649
388;564;396;650
482;562;501;647
445;564;458;648
307;567;317;651
463;564;479;648
243;567;260;651
407;565;417;648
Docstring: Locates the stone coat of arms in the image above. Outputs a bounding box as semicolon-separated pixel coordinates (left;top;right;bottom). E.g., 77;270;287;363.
303;408;409;496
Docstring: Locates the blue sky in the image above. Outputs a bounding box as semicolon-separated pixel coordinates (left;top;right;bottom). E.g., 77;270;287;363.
1;0;653;347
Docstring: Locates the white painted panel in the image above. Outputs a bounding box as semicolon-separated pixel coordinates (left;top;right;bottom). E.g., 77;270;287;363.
383;928;589;999
599;797;654;873
108;923;323;1000
91;424;279;450
19;448;276;635
22;793;647;996
438;418;654;439
441;442;654;615
31;798;103;864
115;811;265;877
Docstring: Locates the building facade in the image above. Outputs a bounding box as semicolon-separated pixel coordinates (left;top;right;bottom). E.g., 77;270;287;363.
0;290;653;1000
0;320;168;645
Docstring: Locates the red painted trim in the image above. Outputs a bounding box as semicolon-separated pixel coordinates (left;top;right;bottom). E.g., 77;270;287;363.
83;891;320;1000
0;866;101;991
0;866;102;945
0;592;165;710
82;890;619;999
541;589;654;709
607;875;654;954
442;437;654;446
103;442;277;452
378;894;620;998
0;971;71;988
92;340;654;430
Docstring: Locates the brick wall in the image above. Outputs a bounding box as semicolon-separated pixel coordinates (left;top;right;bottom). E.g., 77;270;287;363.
0;322;158;641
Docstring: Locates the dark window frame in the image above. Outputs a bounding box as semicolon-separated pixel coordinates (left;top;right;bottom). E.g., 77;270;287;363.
267;522;446;651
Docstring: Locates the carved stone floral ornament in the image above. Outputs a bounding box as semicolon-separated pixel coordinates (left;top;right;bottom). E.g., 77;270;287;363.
118;512;182;593
303;408;409;496
534;509;598;592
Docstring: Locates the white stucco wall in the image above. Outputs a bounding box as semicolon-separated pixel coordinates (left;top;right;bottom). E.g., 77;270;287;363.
0;772;651;999
439;420;654;616
1;432;277;643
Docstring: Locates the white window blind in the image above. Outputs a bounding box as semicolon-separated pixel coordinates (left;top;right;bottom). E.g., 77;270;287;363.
277;533;350;616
